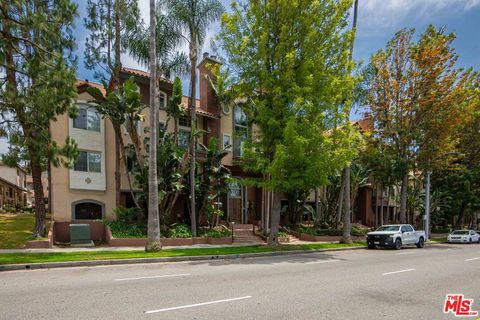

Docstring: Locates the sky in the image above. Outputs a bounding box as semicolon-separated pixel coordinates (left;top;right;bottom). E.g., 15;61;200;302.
1;0;480;155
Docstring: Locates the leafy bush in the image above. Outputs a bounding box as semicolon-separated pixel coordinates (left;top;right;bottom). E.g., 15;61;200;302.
168;224;192;238
202;226;232;238
104;220;146;238
278;231;289;238
114;206;141;224
350;226;370;236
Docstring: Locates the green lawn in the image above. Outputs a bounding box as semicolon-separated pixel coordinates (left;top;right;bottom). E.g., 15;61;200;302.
0;241;366;265
0;213;36;249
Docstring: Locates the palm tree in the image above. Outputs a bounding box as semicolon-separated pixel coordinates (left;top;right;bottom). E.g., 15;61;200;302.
126;13;188;174
164;0;224;237
341;0;359;244
146;0;161;252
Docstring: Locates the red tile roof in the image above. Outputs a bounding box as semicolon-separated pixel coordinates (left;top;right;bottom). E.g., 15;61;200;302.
121;67;173;84
181;96;218;118
75;80;106;96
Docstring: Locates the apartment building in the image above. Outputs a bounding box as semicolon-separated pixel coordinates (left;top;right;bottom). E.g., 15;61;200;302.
50;53;263;225
0;161;28;209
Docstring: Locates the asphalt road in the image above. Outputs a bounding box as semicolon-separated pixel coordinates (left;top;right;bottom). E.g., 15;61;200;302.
1;243;480;320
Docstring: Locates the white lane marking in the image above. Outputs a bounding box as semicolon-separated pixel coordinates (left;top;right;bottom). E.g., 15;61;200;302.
305;259;341;265
145;296;252;314
465;257;480;262
395;251;417;255
114;273;191;281
382;268;415;276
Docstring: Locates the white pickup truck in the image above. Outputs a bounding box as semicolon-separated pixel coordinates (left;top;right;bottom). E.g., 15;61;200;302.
366;224;426;250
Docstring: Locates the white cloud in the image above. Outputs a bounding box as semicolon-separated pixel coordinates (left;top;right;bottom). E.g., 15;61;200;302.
358;0;480;29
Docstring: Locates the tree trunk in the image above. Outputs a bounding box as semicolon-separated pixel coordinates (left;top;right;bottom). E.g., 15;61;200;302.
336;180;344;229
375;183;379;227
314;188;319;226
454;202;467;230
399;173;408;223
189;40;198;237
385;186;390;224
114;131;121;207
116;129;140;209
146;0;161;252
268;191;281;245
379;183;384;226
31;157;46;238
341;167;352;243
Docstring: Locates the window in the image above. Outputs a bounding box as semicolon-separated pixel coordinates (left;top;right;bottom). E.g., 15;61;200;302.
74;105;100;132
178;130;190;149
223;134;232;151
405;225;414;232
178;115;190;127
233;106;248;157
74;151;101;173
74;201;103;220
178;116;191;148
401;226;408;233
159;92;167;109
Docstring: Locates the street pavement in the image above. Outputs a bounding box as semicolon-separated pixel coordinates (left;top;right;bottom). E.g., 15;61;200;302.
1;243;479;319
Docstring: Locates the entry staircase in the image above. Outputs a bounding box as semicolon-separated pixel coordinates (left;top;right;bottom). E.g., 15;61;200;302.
232;224;265;245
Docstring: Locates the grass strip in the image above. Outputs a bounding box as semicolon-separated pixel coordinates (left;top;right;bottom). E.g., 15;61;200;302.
0;241;365;265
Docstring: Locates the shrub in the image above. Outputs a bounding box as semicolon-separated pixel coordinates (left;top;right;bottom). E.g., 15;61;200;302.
350;226;370;236
114;206;141;224
168;224;192;238
104;220;146;238
278;231;289;238
203;226;232;238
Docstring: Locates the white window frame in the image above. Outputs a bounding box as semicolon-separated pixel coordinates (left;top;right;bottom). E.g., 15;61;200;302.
74;104;101;132
74;150;102;173
159;91;167;109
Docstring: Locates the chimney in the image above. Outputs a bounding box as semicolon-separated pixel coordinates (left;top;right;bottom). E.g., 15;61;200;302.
198;52;222;115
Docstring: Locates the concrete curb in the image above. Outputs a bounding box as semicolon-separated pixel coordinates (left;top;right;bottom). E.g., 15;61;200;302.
0;246;367;271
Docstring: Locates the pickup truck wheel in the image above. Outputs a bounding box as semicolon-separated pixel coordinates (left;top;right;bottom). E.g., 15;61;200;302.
394;238;402;250
416;237;425;248
368;244;376;249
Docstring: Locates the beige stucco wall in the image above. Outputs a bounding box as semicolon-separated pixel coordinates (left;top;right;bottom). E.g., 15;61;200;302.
50;91;116;222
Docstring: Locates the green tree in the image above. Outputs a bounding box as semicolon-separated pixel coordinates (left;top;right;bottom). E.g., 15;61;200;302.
84;0;140;207
87;77;144;209
219;0;357;244
0;0;78;237
165;0;224;237
366;26;474;223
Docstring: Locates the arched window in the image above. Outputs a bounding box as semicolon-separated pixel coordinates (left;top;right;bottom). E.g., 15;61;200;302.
72;200;104;220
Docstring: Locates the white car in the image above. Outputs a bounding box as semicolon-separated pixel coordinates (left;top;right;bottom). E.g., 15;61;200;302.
447;230;480;243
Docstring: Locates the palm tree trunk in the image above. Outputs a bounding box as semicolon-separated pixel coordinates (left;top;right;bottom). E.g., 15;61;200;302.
337;179;344;228
146;0;161;252
340;0;358;244
399;173;408;223
189;41;198;237
380;183;384;226
341;167;352;243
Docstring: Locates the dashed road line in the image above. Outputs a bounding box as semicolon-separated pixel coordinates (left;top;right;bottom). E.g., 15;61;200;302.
114;273;191;281
382;268;415;276
145;296;252;314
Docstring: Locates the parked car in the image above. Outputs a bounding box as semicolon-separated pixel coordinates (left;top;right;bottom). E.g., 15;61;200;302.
447;230;480;243
366;224;426;250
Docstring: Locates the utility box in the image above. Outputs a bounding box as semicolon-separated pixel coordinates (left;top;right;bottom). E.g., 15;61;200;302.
70;224;93;246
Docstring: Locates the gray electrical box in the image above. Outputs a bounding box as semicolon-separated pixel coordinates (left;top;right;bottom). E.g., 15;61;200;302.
70;224;93;246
